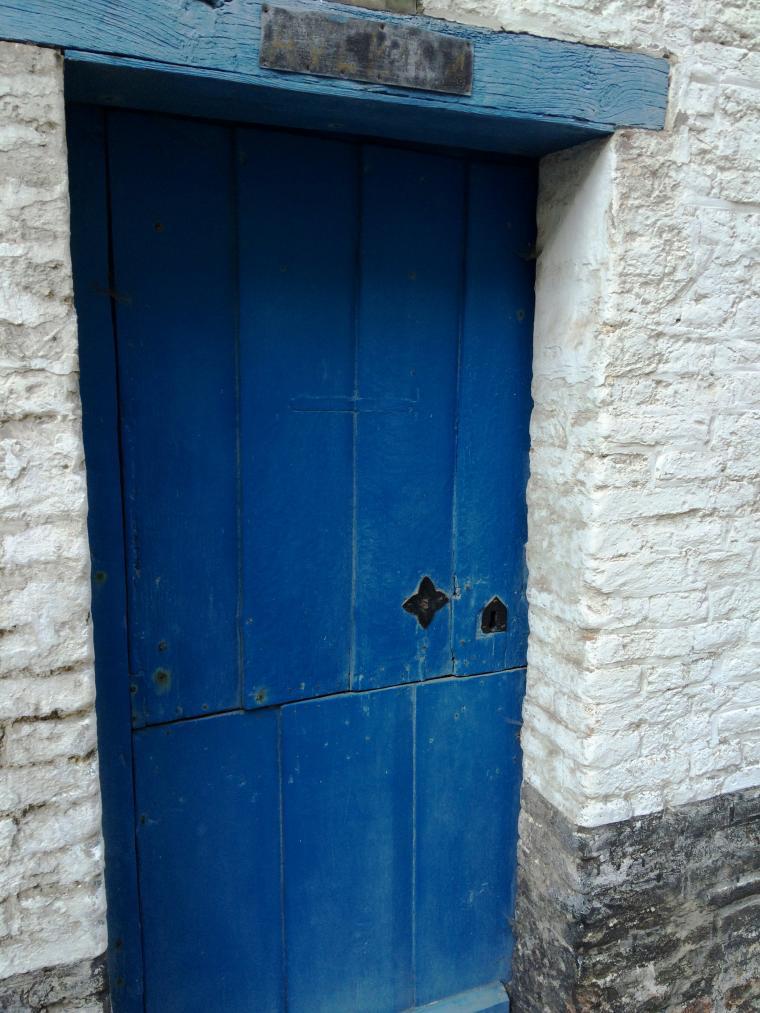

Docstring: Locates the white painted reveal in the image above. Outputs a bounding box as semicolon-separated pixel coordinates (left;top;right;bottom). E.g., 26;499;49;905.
430;0;760;825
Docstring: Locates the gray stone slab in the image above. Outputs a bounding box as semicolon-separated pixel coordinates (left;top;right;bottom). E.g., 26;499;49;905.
510;783;760;1012
0;955;108;1013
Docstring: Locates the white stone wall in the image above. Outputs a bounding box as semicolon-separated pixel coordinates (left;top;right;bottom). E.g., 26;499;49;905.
0;42;106;978
0;0;757;990
423;0;760;826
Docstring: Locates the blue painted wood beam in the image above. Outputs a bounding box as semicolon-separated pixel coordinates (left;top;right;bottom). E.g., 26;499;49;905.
0;0;669;153
62;53;609;157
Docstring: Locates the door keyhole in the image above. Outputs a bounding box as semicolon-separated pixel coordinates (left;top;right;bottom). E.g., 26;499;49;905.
481;596;507;634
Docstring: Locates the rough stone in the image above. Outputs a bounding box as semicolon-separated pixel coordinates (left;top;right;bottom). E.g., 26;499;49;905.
0;40;106;986
519;41;760;826
1;0;759;997
0;955;108;1013
510;783;760;1012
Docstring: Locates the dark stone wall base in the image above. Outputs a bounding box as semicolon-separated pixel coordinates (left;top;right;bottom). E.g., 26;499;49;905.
0;954;108;1013
510;783;760;1013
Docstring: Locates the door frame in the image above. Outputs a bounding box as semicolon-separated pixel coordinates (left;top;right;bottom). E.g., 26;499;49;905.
69;109;537;1010
3;5;668;1008
67;105;143;1008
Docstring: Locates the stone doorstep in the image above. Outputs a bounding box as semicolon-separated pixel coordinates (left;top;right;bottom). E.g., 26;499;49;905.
404;980;509;1012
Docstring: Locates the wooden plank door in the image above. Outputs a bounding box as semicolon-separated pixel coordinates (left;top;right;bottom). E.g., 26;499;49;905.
73;106;536;1013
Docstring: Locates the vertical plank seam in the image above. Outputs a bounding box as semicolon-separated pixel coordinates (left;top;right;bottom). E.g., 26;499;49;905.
277;707;289;1011
411;681;417;1008
449;159;470;677
348;141;363;691
102;106;149;1010
231;126;244;710
104;109;141;711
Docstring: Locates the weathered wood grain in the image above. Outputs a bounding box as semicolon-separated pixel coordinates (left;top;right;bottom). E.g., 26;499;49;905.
332;0;417;13
65;51;611;157
1;0;668;154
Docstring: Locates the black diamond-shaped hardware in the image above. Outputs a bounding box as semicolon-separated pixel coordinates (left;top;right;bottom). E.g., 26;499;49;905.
403;576;450;629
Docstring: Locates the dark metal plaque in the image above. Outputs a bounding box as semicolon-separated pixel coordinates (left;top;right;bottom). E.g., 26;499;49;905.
260;5;473;96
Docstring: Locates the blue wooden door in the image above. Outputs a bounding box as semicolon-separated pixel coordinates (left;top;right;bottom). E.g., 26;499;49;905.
73;107;535;1013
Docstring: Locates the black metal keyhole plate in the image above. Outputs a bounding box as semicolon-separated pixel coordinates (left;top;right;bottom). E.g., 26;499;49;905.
481;596;507;634
403;576;450;629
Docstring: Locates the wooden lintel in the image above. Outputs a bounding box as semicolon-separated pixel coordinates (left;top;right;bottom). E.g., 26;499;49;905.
0;0;669;154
